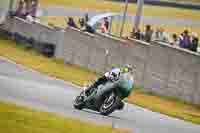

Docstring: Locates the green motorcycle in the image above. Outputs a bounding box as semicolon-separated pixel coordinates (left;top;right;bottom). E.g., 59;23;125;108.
73;77;134;116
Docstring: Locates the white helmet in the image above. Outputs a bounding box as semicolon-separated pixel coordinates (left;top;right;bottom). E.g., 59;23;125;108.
108;68;121;81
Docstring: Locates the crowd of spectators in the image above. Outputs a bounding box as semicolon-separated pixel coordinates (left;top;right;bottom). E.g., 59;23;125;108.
66;17;78;29
79;13;89;30
66;14;105;33
65;15;199;53
131;25;199;52
99;17;110;33
15;0;38;22
66;14;89;30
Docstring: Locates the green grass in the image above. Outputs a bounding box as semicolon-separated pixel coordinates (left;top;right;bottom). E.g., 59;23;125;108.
39;0;200;20
162;0;200;4
39;0;200;39
128;89;200;124
0;38;97;87
0;37;200;124
0;101;129;133
40;16;200;40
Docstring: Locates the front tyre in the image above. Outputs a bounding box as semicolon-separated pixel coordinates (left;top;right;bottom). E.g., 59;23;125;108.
99;95;120;116
73;95;84;110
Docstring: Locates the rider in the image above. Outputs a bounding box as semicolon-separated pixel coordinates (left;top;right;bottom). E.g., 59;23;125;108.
85;66;121;96
97;64;134;109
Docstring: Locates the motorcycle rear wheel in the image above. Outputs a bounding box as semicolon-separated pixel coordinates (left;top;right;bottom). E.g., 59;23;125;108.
99;94;120;116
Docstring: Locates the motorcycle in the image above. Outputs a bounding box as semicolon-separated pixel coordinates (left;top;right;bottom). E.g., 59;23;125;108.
73;82;125;116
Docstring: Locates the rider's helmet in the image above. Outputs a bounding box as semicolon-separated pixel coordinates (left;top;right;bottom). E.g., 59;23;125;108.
121;64;134;74
107;68;121;82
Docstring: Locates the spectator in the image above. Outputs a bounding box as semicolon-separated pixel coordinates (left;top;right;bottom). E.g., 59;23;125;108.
15;0;38;19
180;30;191;49
85;24;95;33
67;17;78;28
152;28;160;41
29;0;38;18
130;27;136;38
134;28;142;40
85;13;89;22
170;33;179;46
98;17;109;33
144;25;153;42
153;27;169;43
15;0;25;17
83;13;96;33
79;18;85;29
160;27;170;42
129;25;199;52
130;27;141;40
189;32;199;52
104;17;109;31
18;0;27;19
179;33;184;48
99;22;107;33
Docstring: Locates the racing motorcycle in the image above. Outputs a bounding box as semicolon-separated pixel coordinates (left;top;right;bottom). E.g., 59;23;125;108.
73;82;125;116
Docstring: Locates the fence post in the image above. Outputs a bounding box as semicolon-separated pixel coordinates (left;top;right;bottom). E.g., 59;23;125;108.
104;49;109;72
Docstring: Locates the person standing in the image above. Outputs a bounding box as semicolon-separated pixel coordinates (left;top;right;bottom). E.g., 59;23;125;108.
181;30;191;49
144;25;153;42
170;33;179;47
189;32;199;52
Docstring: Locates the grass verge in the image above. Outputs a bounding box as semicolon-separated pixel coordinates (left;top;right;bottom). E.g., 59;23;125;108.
162;0;200;4
39;0;200;20
0;37;200;124
0;38;97;87
0;101;129;133
40;16;200;39
128;89;200;124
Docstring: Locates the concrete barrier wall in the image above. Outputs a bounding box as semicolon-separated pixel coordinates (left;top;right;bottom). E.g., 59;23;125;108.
144;42;200;104
0;16;14;32
1;17;200;105
63;27;200;104
63;28;150;86
1;17;65;58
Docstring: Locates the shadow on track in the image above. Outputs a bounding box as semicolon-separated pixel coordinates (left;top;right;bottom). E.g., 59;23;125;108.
80;109;122;120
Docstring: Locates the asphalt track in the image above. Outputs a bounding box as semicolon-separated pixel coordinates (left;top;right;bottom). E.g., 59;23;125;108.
1;5;200;27
0;57;200;133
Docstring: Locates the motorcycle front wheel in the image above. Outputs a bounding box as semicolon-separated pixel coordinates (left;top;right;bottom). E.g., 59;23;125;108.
73;94;85;110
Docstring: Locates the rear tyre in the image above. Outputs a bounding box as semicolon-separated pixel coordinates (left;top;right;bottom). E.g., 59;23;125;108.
99;94;120;116
117;101;125;110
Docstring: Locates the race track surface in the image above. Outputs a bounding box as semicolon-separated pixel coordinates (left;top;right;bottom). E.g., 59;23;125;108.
0;57;200;133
